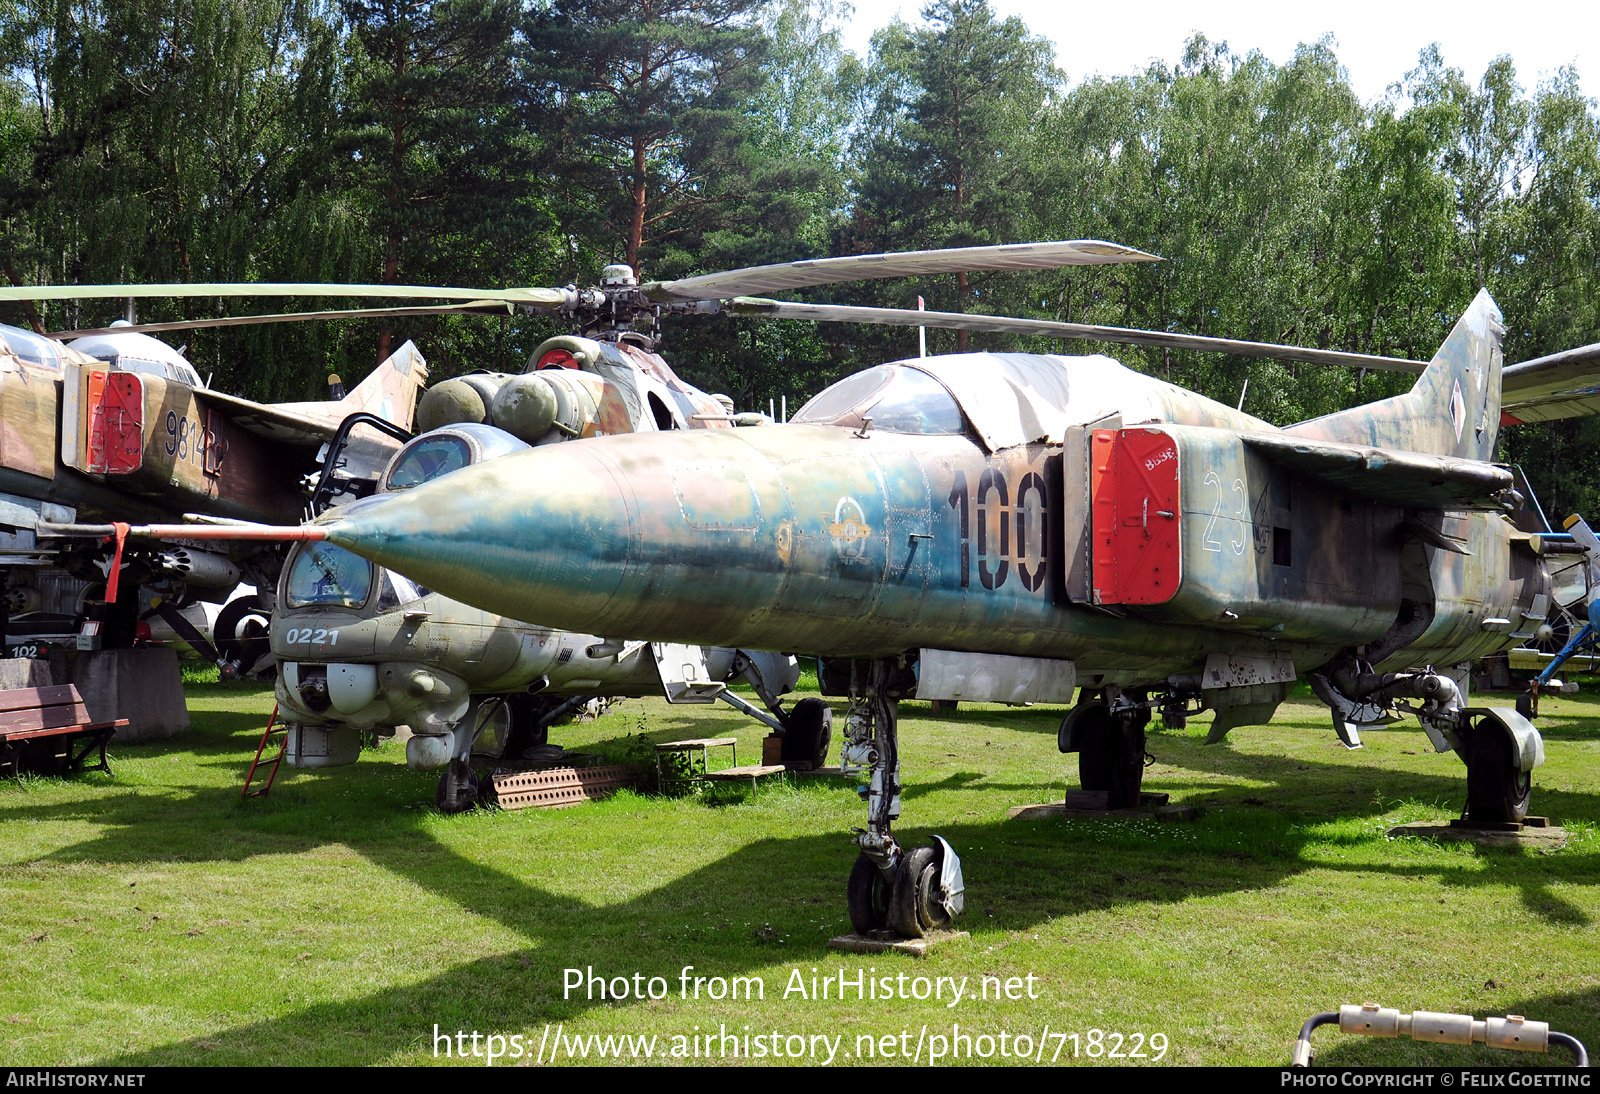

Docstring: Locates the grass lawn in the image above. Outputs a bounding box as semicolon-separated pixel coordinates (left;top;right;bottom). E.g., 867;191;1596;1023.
2;676;1599;1067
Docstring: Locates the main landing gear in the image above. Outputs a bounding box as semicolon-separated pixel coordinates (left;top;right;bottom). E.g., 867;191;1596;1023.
1056;690;1151;809
842;658;964;939
1310;665;1544;824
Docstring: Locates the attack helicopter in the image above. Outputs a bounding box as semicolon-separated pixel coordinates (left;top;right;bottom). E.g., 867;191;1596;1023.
273;328;827;812
0;315;427;659
18;239;1600;941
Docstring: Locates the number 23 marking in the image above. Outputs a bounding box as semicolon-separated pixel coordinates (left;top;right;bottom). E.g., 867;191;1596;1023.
1201;471;1248;555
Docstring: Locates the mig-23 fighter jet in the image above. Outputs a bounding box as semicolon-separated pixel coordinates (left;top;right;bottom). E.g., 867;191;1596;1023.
24;240;1599;941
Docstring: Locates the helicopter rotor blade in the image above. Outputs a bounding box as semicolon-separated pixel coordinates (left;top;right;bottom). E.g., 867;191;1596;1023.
47;302;514;340
647;240;1161;303
726;298;1428;374
0;281;568;308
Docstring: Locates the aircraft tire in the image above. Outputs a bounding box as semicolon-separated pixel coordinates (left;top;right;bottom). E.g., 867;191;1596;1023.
847;853;891;934
1516;690;1536;721
781;698;833;767
215;595;271;672
1079;711;1145;809
888;844;951;938
888;846;930;938
436;759;481;815
504;693;550;754
1466;719;1531;823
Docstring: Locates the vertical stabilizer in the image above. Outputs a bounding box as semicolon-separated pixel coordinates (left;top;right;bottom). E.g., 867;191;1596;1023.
331;340;429;431
1287;289;1503;460
267;340;430;433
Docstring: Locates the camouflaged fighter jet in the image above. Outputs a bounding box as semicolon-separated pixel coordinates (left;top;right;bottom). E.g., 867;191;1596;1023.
25;240;1600;940
0;317;425;659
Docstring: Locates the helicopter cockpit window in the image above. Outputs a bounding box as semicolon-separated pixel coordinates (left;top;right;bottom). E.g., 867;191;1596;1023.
285;542;374;609
791;364;965;435
386;435;472;491
0;326;64;369
793;367;894;424
376;569;429;611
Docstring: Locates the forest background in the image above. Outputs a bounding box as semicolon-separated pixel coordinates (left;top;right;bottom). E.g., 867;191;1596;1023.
2;0;1598;515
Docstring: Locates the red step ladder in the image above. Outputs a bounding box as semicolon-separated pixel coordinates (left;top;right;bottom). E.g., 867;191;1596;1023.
242;704;288;798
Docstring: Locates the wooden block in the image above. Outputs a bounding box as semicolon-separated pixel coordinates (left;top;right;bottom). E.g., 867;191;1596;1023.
1065;788;1110;810
762;734;784;765
827;929;968;957
1390;821;1567;849
655;737;737;751
1006;801;1199;822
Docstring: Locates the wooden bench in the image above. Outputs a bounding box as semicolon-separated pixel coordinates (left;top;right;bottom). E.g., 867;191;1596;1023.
0;684;126;778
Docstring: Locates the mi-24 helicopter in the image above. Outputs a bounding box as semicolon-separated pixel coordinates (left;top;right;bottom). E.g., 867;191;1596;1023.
269;337;824;813
21;239;1600;940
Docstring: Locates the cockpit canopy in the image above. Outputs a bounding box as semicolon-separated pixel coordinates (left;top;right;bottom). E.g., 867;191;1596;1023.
69;324;205;387
284;541;374;609
383;422;531;493
0;323;72;369
791;364;966;435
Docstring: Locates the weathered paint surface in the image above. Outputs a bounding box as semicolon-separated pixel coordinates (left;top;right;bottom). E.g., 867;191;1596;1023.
320;290;1548;691
0;327;422;525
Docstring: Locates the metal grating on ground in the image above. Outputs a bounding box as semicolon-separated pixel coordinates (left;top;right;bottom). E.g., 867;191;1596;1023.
490;764;641;810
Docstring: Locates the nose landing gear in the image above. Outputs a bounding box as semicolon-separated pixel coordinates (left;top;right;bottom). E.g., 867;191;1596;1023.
843;658;965;939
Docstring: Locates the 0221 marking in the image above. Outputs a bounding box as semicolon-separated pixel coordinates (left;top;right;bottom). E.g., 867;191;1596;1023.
282;627;339;645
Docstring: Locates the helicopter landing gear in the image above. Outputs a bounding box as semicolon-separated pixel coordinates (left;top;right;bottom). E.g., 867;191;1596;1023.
432;696;508;814
842;658;963;938
436;758;482;814
1465;715;1533;823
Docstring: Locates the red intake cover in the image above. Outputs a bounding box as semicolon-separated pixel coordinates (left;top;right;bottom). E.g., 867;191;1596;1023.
1090;427;1181;605
85;370;144;475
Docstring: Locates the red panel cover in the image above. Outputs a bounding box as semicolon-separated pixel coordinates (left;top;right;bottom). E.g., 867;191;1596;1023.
1090;427;1180;605
85;371;144;475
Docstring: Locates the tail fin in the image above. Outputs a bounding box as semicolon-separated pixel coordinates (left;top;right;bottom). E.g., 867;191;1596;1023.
1287;289;1503;460
331;340;430;431
267;340;430;433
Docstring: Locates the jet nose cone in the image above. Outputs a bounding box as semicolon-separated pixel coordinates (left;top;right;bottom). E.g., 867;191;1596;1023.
320;444;632;624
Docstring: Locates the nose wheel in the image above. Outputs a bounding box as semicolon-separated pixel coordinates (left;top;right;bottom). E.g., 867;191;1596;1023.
1465;717;1532;823
436;758;484;814
844;659;965;939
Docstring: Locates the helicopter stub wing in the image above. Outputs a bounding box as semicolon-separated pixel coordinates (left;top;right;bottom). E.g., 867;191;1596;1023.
1501;343;1600;424
1240;432;1516;510
647;240;1161;302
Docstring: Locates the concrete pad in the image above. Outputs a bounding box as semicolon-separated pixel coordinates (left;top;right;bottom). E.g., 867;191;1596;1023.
1387;821;1567;849
827;929;968;957
67;648;189;742
0;658;52;690
1007;801;1200;822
